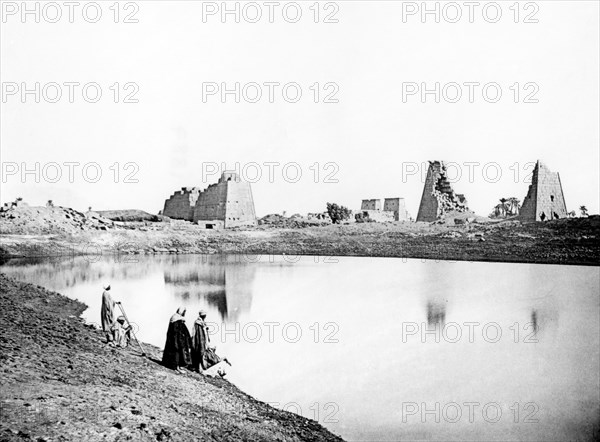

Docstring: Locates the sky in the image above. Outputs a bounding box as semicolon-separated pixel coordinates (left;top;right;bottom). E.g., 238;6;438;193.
1;0;599;217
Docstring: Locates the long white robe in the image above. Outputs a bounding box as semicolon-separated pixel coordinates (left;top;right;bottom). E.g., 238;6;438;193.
101;290;115;332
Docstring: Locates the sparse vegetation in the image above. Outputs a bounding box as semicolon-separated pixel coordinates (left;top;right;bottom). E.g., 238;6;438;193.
490;197;521;218
326;203;351;224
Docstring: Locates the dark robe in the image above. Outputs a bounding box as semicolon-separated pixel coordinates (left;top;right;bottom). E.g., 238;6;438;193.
162;317;192;369
192;319;209;370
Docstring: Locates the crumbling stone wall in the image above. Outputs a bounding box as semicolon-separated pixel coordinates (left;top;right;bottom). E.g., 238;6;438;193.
308;212;331;221
416;161;469;222
520;161;567;221
163;187;201;221
360;210;395;222
193;182;228;221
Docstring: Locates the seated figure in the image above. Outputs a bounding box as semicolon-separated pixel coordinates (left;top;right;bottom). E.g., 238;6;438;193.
110;316;132;348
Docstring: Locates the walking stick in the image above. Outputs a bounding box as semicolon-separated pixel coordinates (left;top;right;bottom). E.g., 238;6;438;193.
116;302;147;357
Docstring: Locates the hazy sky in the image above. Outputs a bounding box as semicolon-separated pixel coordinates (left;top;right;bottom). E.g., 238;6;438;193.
1;1;598;217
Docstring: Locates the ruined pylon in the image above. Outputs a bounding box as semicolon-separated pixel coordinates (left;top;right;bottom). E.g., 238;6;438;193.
162;172;257;228
162;187;201;221
416;161;469;222
193;171;257;228
519;161;567;221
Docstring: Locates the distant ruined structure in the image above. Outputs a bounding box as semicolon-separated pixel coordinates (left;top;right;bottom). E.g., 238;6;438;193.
307;212;331;221
361;199;381;211
162;187;202;222
416;161;469;222
359;198;410;222
163;172;257;229
519;161;567;221
383;198;411;221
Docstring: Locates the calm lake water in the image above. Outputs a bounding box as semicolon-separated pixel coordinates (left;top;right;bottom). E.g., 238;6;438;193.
1;254;599;441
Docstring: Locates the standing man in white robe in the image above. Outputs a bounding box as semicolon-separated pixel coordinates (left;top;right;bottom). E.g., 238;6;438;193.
101;284;119;343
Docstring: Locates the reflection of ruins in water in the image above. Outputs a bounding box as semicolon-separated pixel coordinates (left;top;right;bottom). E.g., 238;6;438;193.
528;301;560;339
1;255;257;322
163;256;256;322
0;256;159;290
531;309;538;333
426;300;447;326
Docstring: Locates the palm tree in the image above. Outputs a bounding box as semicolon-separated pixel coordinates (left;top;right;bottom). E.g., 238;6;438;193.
498;198;508;217
580;206;588;217
507;197;520;216
493;204;503;217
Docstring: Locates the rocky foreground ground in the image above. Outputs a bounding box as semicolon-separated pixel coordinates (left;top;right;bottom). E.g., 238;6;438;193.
1;205;599;266
0;274;343;442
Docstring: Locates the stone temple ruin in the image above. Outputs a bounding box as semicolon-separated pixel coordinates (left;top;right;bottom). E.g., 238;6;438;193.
359;198;410;222
163;172;257;229
519;161;567;221
416;161;469;222
162;187;202;222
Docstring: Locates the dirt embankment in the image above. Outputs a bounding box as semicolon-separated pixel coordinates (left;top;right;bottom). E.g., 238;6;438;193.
0;205;117;235
0;274;343;442
1;206;599;266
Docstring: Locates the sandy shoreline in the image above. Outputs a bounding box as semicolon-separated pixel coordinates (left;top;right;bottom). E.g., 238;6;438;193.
0;274;343;441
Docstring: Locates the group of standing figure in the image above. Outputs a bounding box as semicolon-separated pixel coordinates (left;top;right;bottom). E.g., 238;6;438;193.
163;307;231;375
100;284;230;374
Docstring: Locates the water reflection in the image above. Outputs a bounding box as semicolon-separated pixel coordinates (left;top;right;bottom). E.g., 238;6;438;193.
426;300;447;326
1;255;598;442
163;258;256;320
526;291;560;340
531;309;538;333
1;255;256;321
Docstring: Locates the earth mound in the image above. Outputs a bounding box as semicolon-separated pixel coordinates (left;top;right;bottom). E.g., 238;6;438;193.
258;214;328;229
0;205;116;235
91;210;163;223
0;274;344;441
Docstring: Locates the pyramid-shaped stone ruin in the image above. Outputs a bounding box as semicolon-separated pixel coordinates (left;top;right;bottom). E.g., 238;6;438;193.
519;161;567;221
416;161;469;222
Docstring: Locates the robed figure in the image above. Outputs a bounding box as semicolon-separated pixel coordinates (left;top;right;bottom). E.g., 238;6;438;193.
110;316;132;348
101;284;116;342
192;311;210;371
192;311;232;375
162;307;192;371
